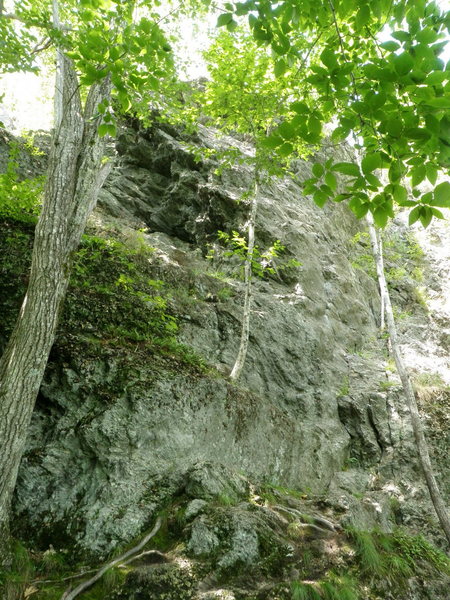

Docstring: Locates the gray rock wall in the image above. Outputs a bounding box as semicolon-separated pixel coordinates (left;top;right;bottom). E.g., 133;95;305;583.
12;122;449;557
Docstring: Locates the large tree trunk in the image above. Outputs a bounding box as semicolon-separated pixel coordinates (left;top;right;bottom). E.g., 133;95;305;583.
230;175;259;381
367;214;450;546
0;55;111;554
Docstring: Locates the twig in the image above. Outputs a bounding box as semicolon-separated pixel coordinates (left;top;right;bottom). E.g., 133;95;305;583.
60;516;162;600
1;12;26;22
31;568;98;586
326;0;358;99
32;37;53;55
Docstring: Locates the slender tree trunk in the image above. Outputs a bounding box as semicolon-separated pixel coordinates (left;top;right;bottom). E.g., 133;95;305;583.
0;53;111;554
378;233;385;331
367;214;450;545
229;175;259;381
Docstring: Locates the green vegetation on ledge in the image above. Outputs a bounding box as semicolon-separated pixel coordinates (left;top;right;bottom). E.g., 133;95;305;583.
0;219;208;374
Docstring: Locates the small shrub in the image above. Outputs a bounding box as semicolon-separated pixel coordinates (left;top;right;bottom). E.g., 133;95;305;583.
0;141;44;222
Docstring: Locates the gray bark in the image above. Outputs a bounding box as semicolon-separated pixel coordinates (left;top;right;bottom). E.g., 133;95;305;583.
367;214;450;546
0;55;111;552
230;176;259;381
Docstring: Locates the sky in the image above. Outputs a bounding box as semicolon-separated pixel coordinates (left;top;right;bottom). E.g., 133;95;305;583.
0;3;449;133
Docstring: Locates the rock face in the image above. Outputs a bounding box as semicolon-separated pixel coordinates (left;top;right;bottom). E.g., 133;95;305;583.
4;121;449;588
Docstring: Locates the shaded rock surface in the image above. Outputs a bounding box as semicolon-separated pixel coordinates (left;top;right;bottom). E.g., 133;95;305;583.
2;121;448;584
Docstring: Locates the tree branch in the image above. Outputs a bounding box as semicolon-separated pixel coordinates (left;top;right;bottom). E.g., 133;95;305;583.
31;37;53;55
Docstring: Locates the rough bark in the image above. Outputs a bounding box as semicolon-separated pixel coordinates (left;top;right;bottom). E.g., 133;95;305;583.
367;214;450;546
0;55;111;553
230;175;259;381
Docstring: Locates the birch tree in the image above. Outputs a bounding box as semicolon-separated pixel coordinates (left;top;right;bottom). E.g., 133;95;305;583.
0;0;175;558
367;214;450;544
196;30;307;380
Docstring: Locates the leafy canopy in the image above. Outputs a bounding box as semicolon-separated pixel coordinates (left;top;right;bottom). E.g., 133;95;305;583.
0;0;178;135
1;0;449;228
213;0;450;227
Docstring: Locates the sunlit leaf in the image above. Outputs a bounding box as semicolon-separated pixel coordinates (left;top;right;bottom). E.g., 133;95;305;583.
217;13;233;27
331;162;360;177
312;163;324;177
408;205;421;225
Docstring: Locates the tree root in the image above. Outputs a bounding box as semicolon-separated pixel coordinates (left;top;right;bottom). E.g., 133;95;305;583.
273;505;338;532
60;516;162;600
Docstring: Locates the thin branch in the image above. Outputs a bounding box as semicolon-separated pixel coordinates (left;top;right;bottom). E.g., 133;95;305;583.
1;12;26;22
31;568;98;586
153;2;183;27
60;517;162;600
31;37;53;55
326;0;358;99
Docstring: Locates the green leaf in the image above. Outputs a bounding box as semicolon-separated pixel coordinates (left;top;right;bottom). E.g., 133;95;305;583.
393;185;408;204
431;207;445;219
349;197;369;218
331;162;360;177
98;123;116;137
278;142;293;157
361;152;382;174
308;116;321;136
419;206;433;228
421;191;433;204
356;4;371;28
385;118;403;137
313;189;328;207
331;126;349;141
291;101;308;114
278;121;296;140
425;114;440;135
432;181;450;207
325;171;337;191
272;33;290;55
405;127;431;141
408;205;421;225
425;163;438;185
411;165;426;187
312;163;324;177
393;52;414;75
236;2;250;16
260;134;283;149
373;207;389;227
226;19;238;31
320;48;338;70
366;91;386;110
217;13;233;27
380;41;400;52
388;160;404;183
331;195;348;203
366;173;382;188
416;28;439;44
274;59;287;77
392;30;410;42
425;71;448;85
426;97;450;109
